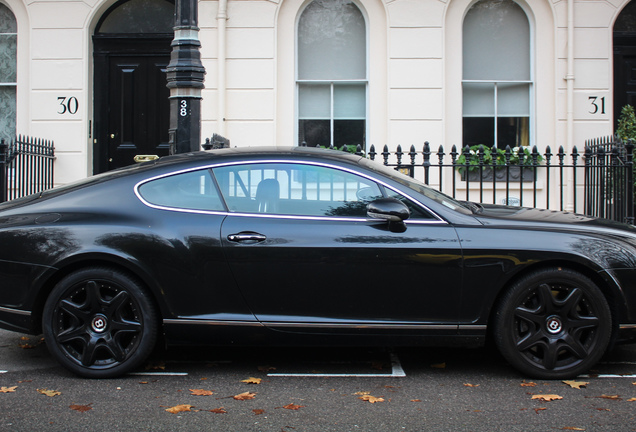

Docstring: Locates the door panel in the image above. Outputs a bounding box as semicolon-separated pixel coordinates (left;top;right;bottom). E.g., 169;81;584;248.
221;216;463;330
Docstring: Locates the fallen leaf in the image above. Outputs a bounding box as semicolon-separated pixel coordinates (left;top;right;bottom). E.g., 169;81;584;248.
253;409;266;415
563;380;589;389
521;381;537;387
233;391;256;401
561;427;585;431
189;389;213;396
431;362;446;369
209;407;227;414
534;407;547;414
463;383;479;387
18;343;36;349
0;386;17;393
358;395;385;403
37;389;61;397
626;398;636;402
139;382;149;385
410;399;422;402
531;394;563;401
354;391;370;396
241;377;262;385
282;403;304;410
165;404;194;414
598;394;621;400
69;404;92;412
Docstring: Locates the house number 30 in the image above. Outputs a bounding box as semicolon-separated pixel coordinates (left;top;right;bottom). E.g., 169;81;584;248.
180;100;188;117
57;97;79;115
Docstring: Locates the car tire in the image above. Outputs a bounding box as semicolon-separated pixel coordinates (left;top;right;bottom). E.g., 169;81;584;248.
493;267;612;379
43;267;158;378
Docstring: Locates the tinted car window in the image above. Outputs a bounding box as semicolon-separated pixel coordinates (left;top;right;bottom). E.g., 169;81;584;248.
138;169;224;211
384;189;437;220
213;163;382;217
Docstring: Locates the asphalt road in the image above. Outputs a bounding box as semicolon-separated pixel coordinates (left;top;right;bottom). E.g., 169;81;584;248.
1;329;636;431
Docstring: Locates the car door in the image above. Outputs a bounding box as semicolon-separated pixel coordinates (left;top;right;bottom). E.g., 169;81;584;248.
214;161;463;333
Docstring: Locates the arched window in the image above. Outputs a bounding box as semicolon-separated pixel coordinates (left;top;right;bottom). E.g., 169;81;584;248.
462;0;532;148
297;0;367;148
0;4;17;142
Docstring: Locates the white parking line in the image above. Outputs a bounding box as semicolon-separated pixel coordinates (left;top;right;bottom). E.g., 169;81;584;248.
579;374;636;378
0;370;7;374
268;353;406;378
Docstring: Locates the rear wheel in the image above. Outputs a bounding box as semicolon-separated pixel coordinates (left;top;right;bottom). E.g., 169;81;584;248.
493;268;611;379
43;267;158;378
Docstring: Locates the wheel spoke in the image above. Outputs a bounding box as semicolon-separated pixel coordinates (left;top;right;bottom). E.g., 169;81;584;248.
80;336;100;366
57;325;89;345
516;327;545;352
542;340;560;370
515;306;544;326
535;283;556;315
59;299;91;323
84;281;104;311
561;333;590;359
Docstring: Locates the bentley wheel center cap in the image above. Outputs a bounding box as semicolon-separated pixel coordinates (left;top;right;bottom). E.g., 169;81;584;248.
546;316;562;334
91;315;108;333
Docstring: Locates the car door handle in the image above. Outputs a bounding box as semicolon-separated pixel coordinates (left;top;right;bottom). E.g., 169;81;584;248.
227;232;267;243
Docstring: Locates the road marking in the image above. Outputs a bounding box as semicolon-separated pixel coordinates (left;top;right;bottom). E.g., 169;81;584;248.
579;374;636;378
268;353;406;378
0;370;7;374
128;372;189;376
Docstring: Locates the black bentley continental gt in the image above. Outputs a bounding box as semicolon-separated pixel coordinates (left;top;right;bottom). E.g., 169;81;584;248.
0;146;635;379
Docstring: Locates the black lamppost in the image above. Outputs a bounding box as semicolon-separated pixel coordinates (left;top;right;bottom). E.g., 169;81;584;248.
167;0;205;154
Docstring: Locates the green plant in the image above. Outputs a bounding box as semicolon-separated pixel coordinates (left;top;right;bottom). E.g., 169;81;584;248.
319;144;365;155
455;144;542;173
616;105;636;142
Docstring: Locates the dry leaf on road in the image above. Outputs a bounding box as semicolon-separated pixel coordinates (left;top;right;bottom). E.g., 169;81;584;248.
531;394;563;401
563;380;589;389
233;391;256;401
282;403;305;410
69;404;92;412
241;377;262;384
358;395;385;403
37;388;61;397
165;404;194;414
209;407;227;414
189;389;213;396
0;386;17;393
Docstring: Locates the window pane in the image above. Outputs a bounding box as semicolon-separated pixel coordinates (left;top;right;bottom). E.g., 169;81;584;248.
138;170;224;211
334;120;365;147
0;84;15;142
463;117;494;148
497;117;529;148
0;4;17;33
0;34;17;83
463;82;494;116
298;0;366;80
334;84;365;119
463;0;530;81
299;120;330;147
498;83;529;116
214;163;382;217
98;0;174;34
299;84;330;119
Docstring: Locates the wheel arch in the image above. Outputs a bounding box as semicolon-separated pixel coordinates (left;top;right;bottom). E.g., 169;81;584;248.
486;259;624;342
31;253;169;334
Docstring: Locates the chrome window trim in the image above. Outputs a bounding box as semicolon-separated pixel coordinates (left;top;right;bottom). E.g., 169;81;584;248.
134;159;447;224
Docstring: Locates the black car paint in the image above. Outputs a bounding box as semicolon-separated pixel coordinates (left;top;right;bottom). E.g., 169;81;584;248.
1;147;636;351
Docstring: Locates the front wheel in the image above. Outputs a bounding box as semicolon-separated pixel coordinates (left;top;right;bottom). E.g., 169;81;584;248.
493;268;612;379
43;267;158;378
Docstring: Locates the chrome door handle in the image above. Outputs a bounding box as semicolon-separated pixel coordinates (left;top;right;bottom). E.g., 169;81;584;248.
227;232;267;243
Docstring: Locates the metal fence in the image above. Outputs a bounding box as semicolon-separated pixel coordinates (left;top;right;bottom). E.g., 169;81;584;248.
352;139;634;224
0;136;56;203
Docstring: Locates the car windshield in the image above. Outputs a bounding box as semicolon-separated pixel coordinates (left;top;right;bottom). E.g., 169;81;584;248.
359;158;472;215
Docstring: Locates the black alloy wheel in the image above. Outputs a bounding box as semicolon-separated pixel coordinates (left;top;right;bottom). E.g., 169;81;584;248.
43;267;158;378
494;268;612;379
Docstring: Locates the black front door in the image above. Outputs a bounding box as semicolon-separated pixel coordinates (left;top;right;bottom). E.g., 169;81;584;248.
93;37;172;173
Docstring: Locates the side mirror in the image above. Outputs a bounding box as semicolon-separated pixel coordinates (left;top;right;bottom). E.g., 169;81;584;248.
367;197;410;222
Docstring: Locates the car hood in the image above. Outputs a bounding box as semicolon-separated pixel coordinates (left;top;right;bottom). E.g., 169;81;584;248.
473;203;636;233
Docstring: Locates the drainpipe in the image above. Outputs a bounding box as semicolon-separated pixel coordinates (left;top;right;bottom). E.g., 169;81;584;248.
565;0;575;211
217;0;228;137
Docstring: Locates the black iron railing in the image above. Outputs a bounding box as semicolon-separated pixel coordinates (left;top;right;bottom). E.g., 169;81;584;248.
0;136;56;203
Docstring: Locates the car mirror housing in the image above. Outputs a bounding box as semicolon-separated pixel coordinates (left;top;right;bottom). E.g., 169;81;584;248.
367;197;410;222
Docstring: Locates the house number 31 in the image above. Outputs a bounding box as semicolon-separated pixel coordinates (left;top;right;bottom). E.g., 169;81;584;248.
589;96;606;115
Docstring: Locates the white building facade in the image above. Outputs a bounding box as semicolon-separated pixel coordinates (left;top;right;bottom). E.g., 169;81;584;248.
0;0;634;189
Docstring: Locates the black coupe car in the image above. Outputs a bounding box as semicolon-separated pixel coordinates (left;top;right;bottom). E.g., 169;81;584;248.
0;146;635;379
